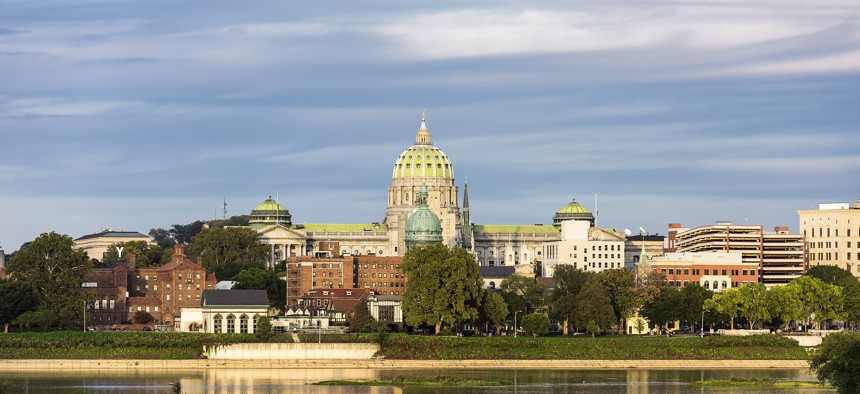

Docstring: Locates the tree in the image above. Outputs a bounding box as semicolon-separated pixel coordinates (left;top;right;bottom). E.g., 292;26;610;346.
101;240;166;268
233;268;286;311
256;316;274;342
738;283;771;329
595;269;638;334
640;286;684;332
680;283;712;332
7;232;93;329
0;279;38;332
401;244;484;334
478;291;508;334
170;221;206;245
132;311;155;324
791;276;845;329
842;280;860;330
550;265;593;335
809;332;860;393
188;227;268;280
208;215;251;228
521;313;550;337
704;288;744;329
349;298;376;332
806;265;855;286
574;279;615;334
766;284;804;330
149;228;174;249
499;275;547;313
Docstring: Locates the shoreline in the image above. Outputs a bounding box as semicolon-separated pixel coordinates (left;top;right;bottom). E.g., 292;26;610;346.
0;359;810;371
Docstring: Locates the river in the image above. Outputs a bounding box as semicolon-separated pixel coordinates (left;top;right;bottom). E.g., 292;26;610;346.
1;368;830;393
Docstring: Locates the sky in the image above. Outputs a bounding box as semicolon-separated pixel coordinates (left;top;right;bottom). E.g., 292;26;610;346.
2;0;859;252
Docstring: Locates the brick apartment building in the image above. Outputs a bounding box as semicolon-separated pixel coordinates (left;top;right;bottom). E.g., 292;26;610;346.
285;254;405;306
82;244;217;328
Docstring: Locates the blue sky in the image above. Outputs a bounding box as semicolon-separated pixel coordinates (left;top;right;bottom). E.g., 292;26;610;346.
2;1;859;251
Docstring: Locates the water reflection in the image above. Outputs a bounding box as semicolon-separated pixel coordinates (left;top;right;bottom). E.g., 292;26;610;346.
2;368;830;394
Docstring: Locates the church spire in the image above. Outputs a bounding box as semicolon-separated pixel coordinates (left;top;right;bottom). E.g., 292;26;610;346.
415;108;431;145
461;177;473;249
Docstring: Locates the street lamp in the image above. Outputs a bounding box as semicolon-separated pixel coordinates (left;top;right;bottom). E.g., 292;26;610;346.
514;310;522;338
701;311;705;338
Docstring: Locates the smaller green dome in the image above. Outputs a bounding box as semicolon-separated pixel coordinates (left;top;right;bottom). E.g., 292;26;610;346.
249;196;292;230
552;198;595;229
405;185;443;248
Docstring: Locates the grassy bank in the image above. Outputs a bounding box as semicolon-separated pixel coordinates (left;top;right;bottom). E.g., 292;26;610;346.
0;332;291;359
0;332;808;361
375;334;809;360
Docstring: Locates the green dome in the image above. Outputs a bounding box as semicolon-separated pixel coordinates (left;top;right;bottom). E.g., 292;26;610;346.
552;198;595;229
392;113;454;179
405;186;443;248
249;196;292;230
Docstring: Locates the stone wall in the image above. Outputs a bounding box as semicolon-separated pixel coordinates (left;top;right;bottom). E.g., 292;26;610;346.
203;343;379;360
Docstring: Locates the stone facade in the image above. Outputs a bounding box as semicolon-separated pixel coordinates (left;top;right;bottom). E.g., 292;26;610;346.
798;200;860;276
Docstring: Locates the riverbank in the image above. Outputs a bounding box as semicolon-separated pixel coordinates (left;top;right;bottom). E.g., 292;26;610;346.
0;359;810;371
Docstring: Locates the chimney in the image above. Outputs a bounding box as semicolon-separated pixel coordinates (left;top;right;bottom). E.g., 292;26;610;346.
197;256;203;266
124;252;136;269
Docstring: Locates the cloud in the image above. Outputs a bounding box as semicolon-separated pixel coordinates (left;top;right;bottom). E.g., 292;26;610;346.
697;156;860;174
0;97;144;117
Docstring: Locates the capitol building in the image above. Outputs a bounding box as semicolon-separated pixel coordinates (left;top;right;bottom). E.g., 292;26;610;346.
244;112;615;273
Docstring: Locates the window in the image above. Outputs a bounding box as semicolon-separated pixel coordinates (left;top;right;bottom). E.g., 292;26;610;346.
240;315;248;334
683;269;689;275
722;281;728;289
213;315;222;333
226;315;235;333
166;295;171;301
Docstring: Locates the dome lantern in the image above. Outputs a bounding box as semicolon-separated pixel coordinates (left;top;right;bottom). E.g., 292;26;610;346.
552;198;595;229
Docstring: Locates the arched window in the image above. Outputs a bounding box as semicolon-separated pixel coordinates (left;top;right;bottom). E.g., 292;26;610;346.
253;314;260;333
239;314;249;334
722;281;728;289
489;281;496;289
213;315;222;333
226;314;236;333
703;281;710;289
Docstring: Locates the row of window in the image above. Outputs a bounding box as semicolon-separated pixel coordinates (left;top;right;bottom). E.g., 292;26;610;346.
661;268;758;276
359;282;402;288
591;245;621;251
165;294;200;302
135;273;202;281
591;254;621;259
807;228;856;238
587;262;620;269
212;314;260;334
811;252;852;261
129;306;160;313
810;241;855;249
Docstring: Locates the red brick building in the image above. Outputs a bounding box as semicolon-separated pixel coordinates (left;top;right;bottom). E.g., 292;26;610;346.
82;244;217;328
298;288;374;325
285;255;405;306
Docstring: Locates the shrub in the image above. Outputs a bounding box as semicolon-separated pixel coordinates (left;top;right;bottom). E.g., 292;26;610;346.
255;316;274;342
521;313;549;337
810;332;860;393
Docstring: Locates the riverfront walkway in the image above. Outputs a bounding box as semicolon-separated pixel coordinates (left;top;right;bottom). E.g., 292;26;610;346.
0;359;809;371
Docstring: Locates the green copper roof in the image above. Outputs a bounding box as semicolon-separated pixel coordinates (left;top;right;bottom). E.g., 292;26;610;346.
253;197;287;212
473;225;559;234
406;185;443;247
299;223;389;232
556;198;591;214
393;145;454;179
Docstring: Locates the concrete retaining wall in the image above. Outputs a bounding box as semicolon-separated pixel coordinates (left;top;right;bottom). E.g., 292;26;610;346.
718;329;770;336
784;335;822;347
203;343;380;360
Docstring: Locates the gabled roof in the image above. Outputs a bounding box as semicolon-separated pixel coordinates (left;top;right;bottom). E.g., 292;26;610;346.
300;223;389;232
202;289;268;307
157;260;204;272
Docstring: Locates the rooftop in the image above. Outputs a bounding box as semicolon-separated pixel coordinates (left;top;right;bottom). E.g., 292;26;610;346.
75;230;150;241
202;289;269;307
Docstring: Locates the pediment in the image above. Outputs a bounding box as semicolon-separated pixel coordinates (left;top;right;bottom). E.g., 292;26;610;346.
257;224;307;241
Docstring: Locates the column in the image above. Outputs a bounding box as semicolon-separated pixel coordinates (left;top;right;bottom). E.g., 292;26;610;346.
270;244;275;269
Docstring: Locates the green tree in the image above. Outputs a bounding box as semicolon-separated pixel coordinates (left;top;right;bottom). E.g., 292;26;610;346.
791;276;845;329
842;280;860;330
704;288;744;329
208;215;251;228
680;283;712;332
132;311;155;324
170;221;206;245
640;286;684;333
256;316;274;341
738;283;771;328
0;279;38;332
550;265;593;335
499;275;547;313
401;244;484;334
478;291;508;334
521;313;550;337
188;227;268;280
810;332;860;393
805;265;855;286
7;232;93;329
574;279;615;334
595;269;638;334
233;267;286;311
101;240;165;268
349;298;376;332
766;284;804;330
149;228;174;249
